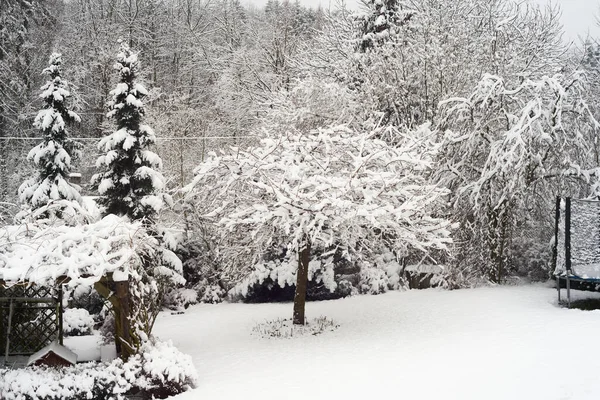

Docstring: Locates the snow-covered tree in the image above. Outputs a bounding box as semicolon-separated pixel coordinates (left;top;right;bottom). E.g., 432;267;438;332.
18;53;82;216
435;72;599;283
185;125;452;324
92;43;166;223
356;0;413;52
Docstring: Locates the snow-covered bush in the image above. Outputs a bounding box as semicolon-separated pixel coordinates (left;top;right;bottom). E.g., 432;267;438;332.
67;284;105;317
0;340;197;400
231;249;338;299
200;284;226;304
359;265;389;295
63;308;95;336
163;287;199;309
252;316;339;338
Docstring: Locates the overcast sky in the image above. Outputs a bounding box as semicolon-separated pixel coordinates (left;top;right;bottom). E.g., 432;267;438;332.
245;0;600;43
532;0;600;42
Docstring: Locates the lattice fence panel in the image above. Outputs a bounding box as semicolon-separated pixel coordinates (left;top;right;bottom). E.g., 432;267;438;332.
0;285;60;356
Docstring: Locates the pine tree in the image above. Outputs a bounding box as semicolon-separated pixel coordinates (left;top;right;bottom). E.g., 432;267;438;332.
18;53;82;213
92;43;165;223
357;0;413;52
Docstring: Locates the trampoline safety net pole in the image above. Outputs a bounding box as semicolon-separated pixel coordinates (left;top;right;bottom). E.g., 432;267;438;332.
554;196;561;303
565;197;572;308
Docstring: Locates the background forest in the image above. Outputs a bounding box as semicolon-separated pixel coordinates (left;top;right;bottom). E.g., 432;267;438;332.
3;0;600;306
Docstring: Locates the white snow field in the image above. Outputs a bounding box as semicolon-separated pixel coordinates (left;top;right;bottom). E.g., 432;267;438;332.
154;285;600;400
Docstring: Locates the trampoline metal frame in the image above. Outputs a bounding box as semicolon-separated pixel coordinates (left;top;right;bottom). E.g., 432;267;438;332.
554;196;600;308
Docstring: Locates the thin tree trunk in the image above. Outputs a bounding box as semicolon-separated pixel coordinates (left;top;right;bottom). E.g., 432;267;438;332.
293;239;311;325
115;280;133;360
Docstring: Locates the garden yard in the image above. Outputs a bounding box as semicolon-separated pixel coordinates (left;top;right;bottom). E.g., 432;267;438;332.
155;284;600;400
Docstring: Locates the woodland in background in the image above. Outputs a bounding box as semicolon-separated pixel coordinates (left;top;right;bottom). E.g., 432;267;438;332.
3;0;600;302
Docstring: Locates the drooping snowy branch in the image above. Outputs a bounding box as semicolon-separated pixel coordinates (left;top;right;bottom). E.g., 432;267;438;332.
438;72;600;209
0;214;183;287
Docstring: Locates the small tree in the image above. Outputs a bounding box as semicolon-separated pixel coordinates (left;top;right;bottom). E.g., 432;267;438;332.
18;53;82;215
185;125;451;324
92;42;165;223
91;43;179;359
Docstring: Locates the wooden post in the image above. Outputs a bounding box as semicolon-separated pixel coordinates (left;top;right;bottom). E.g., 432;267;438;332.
4;300;14;363
57;285;63;345
115;280;133;360
293;239;311;325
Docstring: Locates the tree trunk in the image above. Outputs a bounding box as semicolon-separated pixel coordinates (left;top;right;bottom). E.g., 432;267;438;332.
115;280;133;360
293;239;311;325
94;279;133;361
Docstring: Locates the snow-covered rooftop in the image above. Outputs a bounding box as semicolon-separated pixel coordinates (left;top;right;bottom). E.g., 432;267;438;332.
27;342;77;366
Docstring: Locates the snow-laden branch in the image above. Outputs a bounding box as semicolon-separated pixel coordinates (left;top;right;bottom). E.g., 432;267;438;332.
0;214;183;287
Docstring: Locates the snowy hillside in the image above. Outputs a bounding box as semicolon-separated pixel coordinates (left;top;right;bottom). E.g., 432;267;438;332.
155;285;600;400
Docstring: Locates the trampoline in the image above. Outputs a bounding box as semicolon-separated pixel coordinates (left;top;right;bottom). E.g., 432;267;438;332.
553;197;600;306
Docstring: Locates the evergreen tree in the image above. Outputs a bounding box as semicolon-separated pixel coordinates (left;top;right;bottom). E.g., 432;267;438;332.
92;43;165;223
18;53;82;212
357;0;413;52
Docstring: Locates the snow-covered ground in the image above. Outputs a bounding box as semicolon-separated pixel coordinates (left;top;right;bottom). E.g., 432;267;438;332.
154;284;600;400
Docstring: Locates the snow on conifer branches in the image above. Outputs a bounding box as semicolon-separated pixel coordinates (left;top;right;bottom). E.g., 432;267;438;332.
92;43;166;222
185;125;452;273
356;0;414;51
18;53;82;214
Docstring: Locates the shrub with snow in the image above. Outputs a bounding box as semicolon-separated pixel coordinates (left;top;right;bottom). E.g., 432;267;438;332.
164;287;199;309
252;316;339;339
200;284;226;304
0;340;197;400
63;308;95;336
359;265;389;295
231;249;338;299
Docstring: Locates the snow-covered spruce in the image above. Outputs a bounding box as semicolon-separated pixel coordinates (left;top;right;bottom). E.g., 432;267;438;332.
92;43;166;222
0;340;197;400
355;0;414;51
185;124;452;323
18;53;82;215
